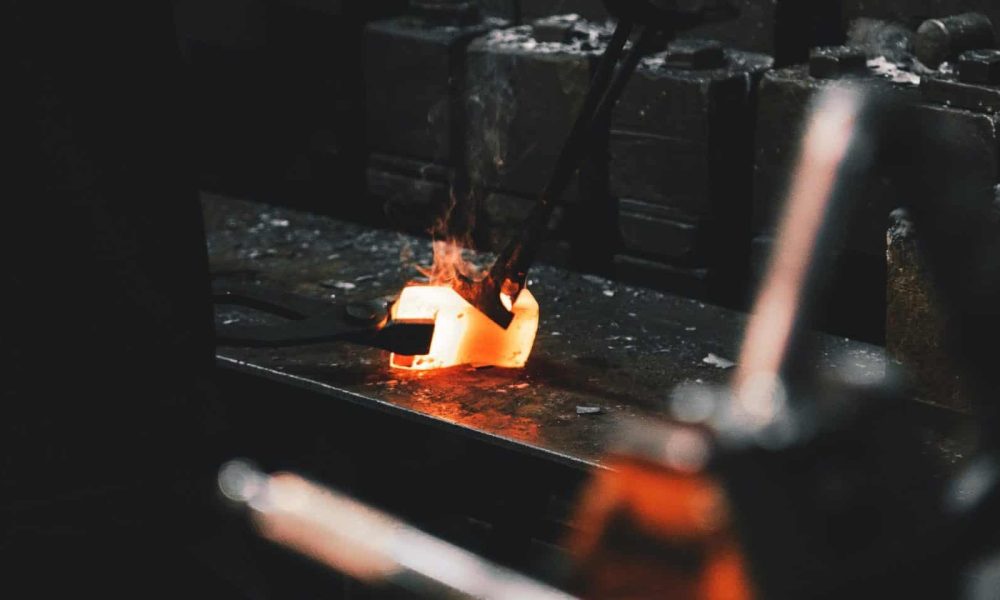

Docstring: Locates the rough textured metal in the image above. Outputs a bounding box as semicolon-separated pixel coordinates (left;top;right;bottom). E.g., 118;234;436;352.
809;46;868;79
611;48;772;220
842;1;1000;38
677;0;777;55
519;0;609;23
464;17;611;258
482;190;538;246
366;154;453;232
612;253;711;297
846;18;914;62
748;234;889;343
532;14;582;43
365;15;502;164
363;9;508;236
409;0;481;25
754;63;1000;342
751;66;911;340
465;19;609;198
479;0;518;20
915;85;1000;164
610;45;770;302
664;38;726;69
617;206;703;262
677;0;819;61
921;75;1000;113
518;0;846;60
886;210;969;412
753;65;923;255
958;48;1000;84
204;194;887;467
915;12;995;69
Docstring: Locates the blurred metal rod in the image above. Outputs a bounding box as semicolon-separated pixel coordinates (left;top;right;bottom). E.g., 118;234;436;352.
733;86;866;404
218;460;577;600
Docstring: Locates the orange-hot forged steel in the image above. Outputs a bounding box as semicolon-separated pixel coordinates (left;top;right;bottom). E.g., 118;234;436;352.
389;284;539;370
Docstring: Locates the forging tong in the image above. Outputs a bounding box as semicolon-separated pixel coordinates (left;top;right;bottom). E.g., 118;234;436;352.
454;0;740;328
213;285;434;355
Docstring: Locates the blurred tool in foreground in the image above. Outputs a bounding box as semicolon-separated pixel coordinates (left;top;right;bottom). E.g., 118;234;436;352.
219;460;577;600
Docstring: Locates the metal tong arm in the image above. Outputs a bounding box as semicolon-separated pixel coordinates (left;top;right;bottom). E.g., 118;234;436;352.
458;20;654;328
463;3;742;328
212;286;332;319
482;1;743;303
489;21;655;297
212;286;434;355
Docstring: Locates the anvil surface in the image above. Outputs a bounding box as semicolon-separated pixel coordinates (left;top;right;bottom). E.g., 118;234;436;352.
205;194;938;470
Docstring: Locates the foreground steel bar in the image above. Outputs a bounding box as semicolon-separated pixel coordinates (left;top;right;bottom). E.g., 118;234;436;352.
711;81;1000;598
220;461;576;600
734;86;865;401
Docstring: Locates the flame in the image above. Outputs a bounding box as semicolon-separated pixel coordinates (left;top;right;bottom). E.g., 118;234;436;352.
389;285;539;370
417;239;487;285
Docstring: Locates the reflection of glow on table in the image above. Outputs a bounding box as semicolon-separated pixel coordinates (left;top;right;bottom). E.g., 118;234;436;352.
206;195;890;467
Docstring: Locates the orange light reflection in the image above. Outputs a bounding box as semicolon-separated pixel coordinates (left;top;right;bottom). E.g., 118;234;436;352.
568;458;752;600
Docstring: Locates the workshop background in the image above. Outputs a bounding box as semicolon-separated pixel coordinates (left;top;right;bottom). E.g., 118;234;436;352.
182;4;1000;586
8;0;1000;597
181;0;998;390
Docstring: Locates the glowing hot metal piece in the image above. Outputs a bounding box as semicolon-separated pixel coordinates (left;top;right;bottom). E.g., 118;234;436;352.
389;285;539;370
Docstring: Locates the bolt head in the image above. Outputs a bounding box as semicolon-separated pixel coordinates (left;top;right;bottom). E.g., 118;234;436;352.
915;19;951;68
809;46;867;80
664;38;725;70
916;13;996;68
959;49;1000;85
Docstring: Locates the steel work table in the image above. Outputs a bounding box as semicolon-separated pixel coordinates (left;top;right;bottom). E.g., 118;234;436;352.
205;194;894;471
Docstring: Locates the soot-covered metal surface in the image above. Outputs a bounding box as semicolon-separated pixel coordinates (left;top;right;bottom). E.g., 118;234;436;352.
206;194;887;468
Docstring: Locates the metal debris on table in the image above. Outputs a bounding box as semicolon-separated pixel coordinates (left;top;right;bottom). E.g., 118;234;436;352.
205;194;887;468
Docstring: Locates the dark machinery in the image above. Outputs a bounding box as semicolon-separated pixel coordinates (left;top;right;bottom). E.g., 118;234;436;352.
454;0;742;327
214;2;1000;598
651;84;1000;598
227;80;1000;600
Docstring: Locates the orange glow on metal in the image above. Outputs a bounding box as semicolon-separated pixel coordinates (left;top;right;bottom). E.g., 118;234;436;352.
389;285;539;370
568;458;753;600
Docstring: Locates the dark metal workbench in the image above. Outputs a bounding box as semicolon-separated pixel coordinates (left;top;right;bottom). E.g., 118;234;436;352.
205;194;889;470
